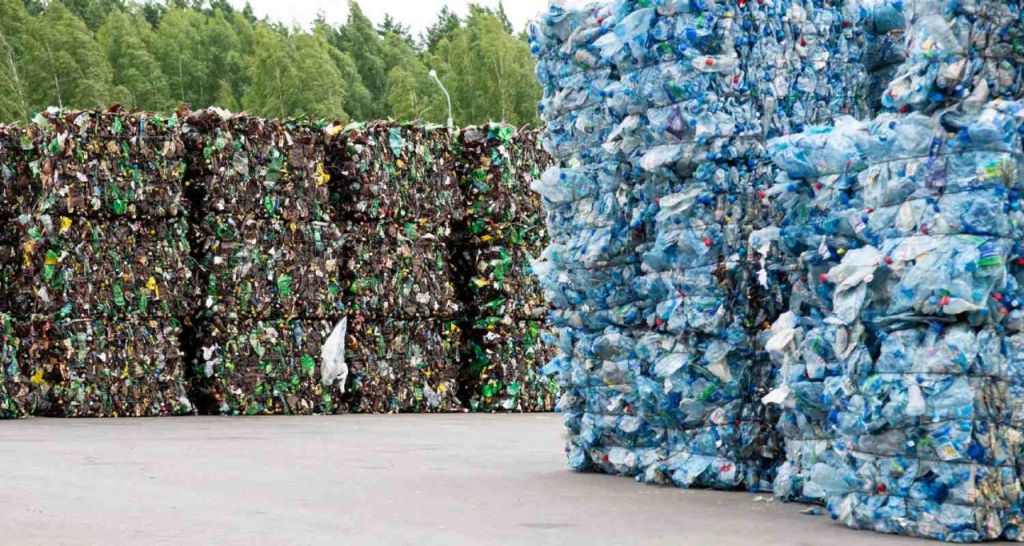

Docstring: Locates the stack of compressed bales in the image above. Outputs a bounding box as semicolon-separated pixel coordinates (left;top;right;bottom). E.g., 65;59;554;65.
1;110;194;418
763;0;1024;539
325;122;463;413
529;0;650;478
454;125;559;412
184;110;348;416
799;100;1024;543
761;117;871;502
531;0;867;491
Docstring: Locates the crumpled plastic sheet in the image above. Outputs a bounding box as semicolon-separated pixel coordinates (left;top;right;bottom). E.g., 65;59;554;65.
21;316;193;418
183;110;332;222
342;317;463;414
325;121;463;227
341;222;459;320
880;0;1024;113
23;110;187;218
766;101;1024;541
461;318;560;412
192;214;345;319
190;317;346;415
2;215;196;318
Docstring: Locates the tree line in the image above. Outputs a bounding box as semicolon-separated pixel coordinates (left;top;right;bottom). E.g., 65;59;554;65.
0;0;542;126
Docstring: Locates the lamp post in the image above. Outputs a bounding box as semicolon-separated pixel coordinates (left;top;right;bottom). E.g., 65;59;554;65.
429;69;454;128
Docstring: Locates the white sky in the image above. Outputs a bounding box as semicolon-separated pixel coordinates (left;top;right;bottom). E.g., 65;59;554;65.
230;0;551;35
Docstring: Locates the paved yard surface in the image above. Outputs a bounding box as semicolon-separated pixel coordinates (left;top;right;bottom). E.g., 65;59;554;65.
0;414;921;545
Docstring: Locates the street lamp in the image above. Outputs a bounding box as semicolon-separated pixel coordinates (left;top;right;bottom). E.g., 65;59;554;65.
429;69;454;128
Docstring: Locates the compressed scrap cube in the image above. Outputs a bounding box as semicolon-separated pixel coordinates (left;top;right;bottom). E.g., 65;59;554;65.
190;317;347;416
25;109;187;218
192;214;345;319
325;121;463;227
341;317;462;414
183;110;332;222
461;318;559;413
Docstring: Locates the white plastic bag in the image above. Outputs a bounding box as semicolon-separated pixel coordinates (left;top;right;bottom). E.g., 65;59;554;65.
320;317;348;392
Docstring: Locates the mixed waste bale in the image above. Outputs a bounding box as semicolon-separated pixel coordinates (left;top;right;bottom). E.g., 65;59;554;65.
189;317;342;416
462;317;559;412
0;313;38;419
0;110;195;417
343;317;463;414
183;109;348;415
323;121;464;413
453;124;558;410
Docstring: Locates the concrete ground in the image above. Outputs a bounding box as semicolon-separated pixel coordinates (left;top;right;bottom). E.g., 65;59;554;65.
0;414;922;546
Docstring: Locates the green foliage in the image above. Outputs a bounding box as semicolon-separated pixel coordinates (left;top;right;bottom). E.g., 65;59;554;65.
97;10;171;109
0;0;36;122
433;7;540;127
0;0;542;127
24;1;116;111
422;7;460;54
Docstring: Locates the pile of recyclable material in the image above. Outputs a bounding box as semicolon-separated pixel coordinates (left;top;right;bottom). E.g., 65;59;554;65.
850;0;906;113
189;317;348;415
190;214;346;319
530;0;874;491
793;101;1024;542
757;0;1024;538
0;125;34;218
455;125;549;248
182;110;331;222
0;110;195;418
4;215;195;318
453;125;556;411
341;222;460;321
325;121;465;413
880;0;1024;113
324;121;462;228
41;317;192;418
0;314;37;419
184;110;348;415
760;115;870;502
454;125;550;321
25;110;188;218
343;316;463;414
462;317;560;412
